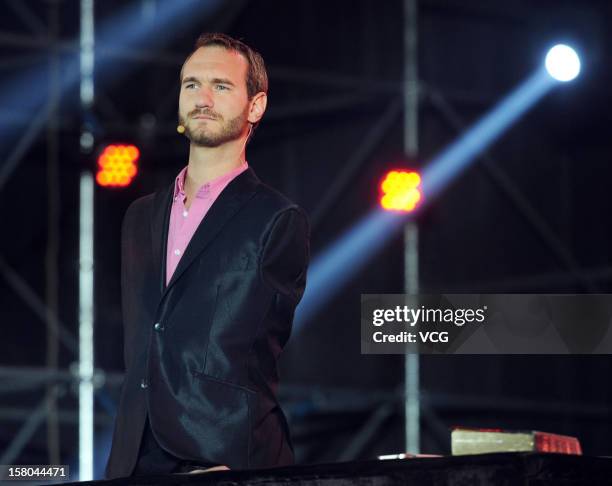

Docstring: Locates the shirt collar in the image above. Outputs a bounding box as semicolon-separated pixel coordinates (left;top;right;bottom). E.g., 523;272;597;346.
173;161;249;200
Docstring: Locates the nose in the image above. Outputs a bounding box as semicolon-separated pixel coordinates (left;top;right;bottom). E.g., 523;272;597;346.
195;85;213;109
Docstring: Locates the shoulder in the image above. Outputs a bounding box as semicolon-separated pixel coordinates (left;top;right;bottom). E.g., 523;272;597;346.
123;193;155;223
121;184;169;233
124;181;172;218
126;193;155;212
251;183;310;250
252;181;307;220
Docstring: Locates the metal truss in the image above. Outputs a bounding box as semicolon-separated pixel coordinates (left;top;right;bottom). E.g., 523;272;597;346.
0;0;607;471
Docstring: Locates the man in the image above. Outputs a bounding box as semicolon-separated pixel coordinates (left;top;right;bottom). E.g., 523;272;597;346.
105;33;310;478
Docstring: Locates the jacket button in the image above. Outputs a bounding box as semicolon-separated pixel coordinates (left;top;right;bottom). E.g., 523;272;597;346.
154;322;164;331
140;379;148;389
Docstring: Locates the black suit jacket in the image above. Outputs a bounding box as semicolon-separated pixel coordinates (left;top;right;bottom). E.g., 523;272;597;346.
105;168;309;479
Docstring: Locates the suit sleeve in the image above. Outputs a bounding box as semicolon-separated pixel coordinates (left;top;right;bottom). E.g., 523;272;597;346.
259;207;310;304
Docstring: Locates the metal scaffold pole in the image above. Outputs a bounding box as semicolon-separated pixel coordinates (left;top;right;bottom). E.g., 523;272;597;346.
403;0;420;455
78;0;95;480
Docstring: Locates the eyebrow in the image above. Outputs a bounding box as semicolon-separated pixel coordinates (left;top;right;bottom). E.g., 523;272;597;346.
181;76;236;87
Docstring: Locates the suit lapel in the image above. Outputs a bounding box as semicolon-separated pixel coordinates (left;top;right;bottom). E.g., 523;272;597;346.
150;182;173;295
152;167;261;301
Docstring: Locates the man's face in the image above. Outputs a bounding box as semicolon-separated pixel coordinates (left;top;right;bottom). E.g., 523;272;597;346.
178;46;251;147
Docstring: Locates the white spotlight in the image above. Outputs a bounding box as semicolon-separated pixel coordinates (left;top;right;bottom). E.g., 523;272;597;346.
545;44;581;82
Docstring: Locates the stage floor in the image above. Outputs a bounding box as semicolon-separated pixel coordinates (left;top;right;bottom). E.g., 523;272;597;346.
69;452;612;485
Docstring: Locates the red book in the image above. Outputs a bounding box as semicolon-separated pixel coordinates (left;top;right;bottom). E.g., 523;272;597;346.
451;427;582;456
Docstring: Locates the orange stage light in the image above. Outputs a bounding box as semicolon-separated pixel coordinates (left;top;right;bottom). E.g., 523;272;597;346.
379;170;422;212
96;144;140;187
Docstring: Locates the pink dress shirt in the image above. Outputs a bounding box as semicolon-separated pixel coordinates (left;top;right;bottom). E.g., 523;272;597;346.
165;161;249;286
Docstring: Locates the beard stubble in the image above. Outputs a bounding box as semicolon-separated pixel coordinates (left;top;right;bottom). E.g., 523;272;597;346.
179;105;249;147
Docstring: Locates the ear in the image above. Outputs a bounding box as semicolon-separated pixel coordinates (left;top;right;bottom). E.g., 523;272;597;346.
247;92;267;124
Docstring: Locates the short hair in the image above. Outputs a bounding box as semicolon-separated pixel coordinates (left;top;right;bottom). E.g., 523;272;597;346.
181;33;268;99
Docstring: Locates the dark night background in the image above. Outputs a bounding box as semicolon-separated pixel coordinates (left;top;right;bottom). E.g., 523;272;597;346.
1;0;611;478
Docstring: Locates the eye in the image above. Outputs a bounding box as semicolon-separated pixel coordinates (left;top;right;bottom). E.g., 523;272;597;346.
184;83;197;89
215;84;229;91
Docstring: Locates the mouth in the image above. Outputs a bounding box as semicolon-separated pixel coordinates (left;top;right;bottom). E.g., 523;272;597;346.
192;115;217;120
